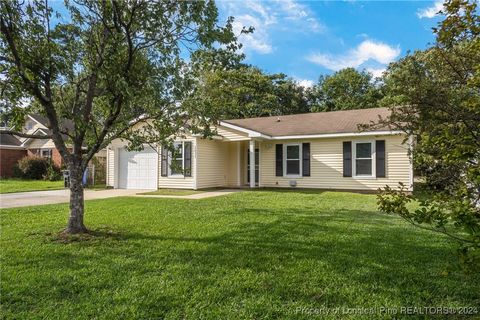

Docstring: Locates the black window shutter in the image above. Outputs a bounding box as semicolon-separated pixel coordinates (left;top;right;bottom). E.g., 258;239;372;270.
275;144;283;177
184;142;192;177
161;145;168;177
376;140;386;178
343;141;352;177
302;143;310;177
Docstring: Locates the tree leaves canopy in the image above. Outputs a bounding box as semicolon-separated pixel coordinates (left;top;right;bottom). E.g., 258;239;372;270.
377;0;480;272
307;68;384;112
0;0;238;167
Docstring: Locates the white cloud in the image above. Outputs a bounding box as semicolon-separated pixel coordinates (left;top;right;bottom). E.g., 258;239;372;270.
306;40;400;71
220;0;325;55
366;67;386;79
417;0;444;19
296;79;315;88
232;14;273;54
276;0;326;33
245;1;277;26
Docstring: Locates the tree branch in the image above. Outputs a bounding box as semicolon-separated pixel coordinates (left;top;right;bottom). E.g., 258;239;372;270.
0;5;71;162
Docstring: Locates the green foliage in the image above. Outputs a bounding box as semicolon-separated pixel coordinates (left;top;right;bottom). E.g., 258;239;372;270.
44;162;62;181
0;0;238;163
307;68;384;112
2;191;479;318
184;65;309;120
378;183;480;273
13;156;51;180
13;156;61;181
378;0;480;271
414;147;464;190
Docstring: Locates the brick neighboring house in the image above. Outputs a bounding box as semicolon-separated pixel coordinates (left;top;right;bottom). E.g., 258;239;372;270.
0;133;27;177
0;114;71;177
1;114;107;178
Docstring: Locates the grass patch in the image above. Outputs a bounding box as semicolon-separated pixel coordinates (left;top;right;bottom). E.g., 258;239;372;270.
137;187;221;196
1;191;479;319
0;179;64;194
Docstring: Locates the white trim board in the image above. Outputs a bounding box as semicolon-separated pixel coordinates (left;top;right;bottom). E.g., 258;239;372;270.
352;140;376;179
270;131;403;140
20;128;49;147
218;122;271;139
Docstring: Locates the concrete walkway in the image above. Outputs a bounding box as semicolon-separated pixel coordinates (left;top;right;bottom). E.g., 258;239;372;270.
0;189;149;209
135;189;243;200
0;188;243;209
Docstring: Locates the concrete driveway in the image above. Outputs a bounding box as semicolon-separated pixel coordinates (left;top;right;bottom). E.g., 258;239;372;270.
0;189;148;209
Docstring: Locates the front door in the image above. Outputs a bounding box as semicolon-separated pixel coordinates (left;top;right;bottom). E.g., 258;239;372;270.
247;148;259;186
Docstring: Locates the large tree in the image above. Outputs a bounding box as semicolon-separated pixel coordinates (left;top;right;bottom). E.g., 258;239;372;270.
377;0;480;271
186;65;309;120
0;0;238;234
307;67;384;112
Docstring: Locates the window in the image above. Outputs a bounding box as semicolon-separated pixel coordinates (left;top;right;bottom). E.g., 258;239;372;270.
41;149;52;159
162;141;192;178
25;121;34;131
354;141;374;177
284;144;301;176
170;142;183;175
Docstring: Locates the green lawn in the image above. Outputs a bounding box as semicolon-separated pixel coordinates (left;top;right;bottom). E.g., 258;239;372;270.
138;187;222;196
0;179;64;194
137;188;206;196
1;191;479;319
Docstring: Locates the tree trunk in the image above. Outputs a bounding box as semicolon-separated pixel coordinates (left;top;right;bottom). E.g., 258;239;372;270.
65;164;88;234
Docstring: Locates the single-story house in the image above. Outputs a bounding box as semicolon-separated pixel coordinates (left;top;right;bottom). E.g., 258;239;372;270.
106;107;413;192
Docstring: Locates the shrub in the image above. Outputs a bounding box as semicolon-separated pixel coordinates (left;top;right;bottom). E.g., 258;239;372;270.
13;156;60;180
44;163;62;181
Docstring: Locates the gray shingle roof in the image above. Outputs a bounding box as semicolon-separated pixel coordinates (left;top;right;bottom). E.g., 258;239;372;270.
0;132;22;146
222;107;392;137
30;113;74;131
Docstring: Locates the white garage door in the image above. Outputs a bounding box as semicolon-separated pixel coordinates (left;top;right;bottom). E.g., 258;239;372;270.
118;146;158;189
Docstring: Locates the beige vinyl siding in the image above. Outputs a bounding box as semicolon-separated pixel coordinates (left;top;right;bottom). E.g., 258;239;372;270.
106;147;115;187
158;139;196;189
106;136;196;189
196;139;230;189
27;139;56;149
259;134;411;191
224;142;241;186
216;126;250;141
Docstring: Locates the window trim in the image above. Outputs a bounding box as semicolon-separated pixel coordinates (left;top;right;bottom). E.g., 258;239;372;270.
168;141;185;177
40;148;52;159
352;140;376;179
283;143;302;178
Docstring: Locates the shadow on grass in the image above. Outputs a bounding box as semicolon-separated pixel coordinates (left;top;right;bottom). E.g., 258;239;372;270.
5;189;480;318
27;207;478;310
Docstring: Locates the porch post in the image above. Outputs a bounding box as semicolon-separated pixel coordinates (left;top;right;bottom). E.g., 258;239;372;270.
249;139;255;188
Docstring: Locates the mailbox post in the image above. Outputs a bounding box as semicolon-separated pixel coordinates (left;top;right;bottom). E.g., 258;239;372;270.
63;170;70;188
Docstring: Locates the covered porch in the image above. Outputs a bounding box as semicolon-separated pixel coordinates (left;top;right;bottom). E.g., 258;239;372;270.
221;139;262;188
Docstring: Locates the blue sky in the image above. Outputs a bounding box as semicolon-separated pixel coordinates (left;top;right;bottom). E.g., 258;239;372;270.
217;0;444;86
